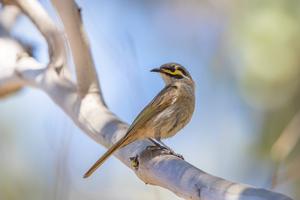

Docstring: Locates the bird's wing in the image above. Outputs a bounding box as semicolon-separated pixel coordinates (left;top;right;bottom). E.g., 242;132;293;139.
126;85;178;135
83;85;177;178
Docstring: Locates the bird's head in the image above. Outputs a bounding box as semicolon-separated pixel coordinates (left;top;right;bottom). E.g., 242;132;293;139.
151;63;193;85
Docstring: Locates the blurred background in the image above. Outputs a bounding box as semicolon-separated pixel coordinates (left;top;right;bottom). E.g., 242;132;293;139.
0;0;299;199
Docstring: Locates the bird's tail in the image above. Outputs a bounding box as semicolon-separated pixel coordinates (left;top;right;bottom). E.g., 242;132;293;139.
83;134;131;178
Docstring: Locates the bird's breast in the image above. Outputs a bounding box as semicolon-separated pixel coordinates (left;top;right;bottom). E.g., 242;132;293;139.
152;95;194;139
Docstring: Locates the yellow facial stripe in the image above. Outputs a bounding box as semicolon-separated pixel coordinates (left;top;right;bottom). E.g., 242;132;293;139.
162;69;184;77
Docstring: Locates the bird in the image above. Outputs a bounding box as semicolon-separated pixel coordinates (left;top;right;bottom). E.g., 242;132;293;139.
83;63;195;178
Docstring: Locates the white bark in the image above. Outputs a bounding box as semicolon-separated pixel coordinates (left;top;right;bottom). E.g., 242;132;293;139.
0;1;293;200
0;5;20;32
51;0;101;96
14;0;67;74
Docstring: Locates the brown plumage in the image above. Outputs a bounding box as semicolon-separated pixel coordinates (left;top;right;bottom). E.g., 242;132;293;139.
84;63;195;178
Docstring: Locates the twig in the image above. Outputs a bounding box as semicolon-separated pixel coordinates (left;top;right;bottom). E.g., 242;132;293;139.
271;111;300;162
271;111;300;188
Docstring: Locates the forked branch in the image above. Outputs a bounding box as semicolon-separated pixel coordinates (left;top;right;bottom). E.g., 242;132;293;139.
14;0;67;73
51;0;101;97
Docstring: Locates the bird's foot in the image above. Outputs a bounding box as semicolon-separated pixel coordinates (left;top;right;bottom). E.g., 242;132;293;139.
146;142;184;160
163;148;184;160
146;145;162;151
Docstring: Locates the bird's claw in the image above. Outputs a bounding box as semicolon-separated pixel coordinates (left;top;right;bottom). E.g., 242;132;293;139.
146;145;161;151
164;149;184;160
146;145;184;160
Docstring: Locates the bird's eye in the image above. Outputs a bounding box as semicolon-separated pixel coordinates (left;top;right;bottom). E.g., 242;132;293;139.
169;67;176;72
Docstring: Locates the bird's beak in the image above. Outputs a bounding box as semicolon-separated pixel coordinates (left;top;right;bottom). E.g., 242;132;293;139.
150;68;161;73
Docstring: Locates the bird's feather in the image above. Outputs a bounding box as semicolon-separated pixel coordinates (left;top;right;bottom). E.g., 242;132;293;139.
83;85;177;178
127;85;177;134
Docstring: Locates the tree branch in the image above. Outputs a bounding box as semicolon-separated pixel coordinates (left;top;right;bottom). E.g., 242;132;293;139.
51;0;101;97
0;2;293;200
0;33;25;97
13;0;67;74
271;111;300;163
0;4;20;33
270;110;300;189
